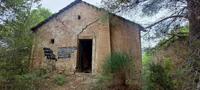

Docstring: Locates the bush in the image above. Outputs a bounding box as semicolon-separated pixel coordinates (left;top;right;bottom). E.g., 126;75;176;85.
0;68;50;90
142;49;174;90
95;52;139;90
142;59;173;90
13;69;50;90
53;74;68;86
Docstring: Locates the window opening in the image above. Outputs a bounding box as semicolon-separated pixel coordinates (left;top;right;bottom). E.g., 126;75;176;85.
51;39;54;44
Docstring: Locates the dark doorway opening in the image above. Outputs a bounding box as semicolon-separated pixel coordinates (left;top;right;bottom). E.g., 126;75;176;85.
78;39;92;73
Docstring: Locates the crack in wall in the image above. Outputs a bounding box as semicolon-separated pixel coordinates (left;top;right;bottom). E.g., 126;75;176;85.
75;19;98;72
55;17;71;35
55;17;99;37
77;19;98;36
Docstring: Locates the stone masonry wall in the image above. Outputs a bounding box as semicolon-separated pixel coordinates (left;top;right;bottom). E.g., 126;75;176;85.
30;2;141;75
30;2;111;74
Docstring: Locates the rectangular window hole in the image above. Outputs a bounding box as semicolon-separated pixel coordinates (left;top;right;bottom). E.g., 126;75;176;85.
51;39;54;44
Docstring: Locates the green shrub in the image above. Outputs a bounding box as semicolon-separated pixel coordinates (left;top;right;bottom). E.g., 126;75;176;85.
142;62;173;90
53;74;68;86
14;73;38;90
12;69;50;90
95;52;138;90
102;52;133;73
0;68;50;90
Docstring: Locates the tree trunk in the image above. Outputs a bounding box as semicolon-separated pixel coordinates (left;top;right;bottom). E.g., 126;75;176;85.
186;1;200;89
187;0;200;40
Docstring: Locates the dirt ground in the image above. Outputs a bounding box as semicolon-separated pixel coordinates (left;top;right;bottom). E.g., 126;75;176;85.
43;73;98;90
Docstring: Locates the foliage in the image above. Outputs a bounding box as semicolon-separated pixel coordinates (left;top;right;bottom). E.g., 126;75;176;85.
142;48;153;70
0;68;50;90
145;43;200;90
142;53;151;65
53;74;68;86
177;40;200;90
99;12;109;24
146;26;189;54
14;69;50;90
142;51;174;90
0;0;41;23
0;1;52;89
30;6;52;27
101;0;200;42
0;6;52;75
143;62;173;90
101;0;186;20
142;25;200;90
95;52;139;90
99;11;118;26
102;52;133;74
170;25;189;35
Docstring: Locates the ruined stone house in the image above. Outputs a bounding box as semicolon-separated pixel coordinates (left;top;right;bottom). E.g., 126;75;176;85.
30;0;144;74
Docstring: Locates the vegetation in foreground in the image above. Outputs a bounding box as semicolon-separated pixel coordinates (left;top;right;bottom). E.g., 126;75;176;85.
0;0;52;89
0;0;200;90
94;26;200;90
94;52;140;90
142;26;200;90
53;74;68;86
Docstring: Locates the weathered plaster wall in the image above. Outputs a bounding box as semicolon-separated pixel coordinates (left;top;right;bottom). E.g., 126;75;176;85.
30;2;111;74
110;16;142;70
109;16;142;85
30;2;142;75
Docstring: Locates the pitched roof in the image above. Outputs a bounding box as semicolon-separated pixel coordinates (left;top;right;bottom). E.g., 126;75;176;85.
31;0;146;31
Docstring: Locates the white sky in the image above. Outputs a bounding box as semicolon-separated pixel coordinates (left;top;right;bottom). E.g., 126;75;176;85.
40;0;102;13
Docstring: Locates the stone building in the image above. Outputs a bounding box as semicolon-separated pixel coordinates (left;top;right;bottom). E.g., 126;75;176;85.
30;0;144;74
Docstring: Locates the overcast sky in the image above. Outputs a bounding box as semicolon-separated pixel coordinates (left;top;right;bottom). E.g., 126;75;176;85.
40;0;102;13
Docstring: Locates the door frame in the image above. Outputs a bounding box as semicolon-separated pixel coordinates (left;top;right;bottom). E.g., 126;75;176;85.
76;36;95;73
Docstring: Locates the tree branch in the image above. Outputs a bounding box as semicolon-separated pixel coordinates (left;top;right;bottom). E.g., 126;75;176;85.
145;15;184;29
149;32;189;53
